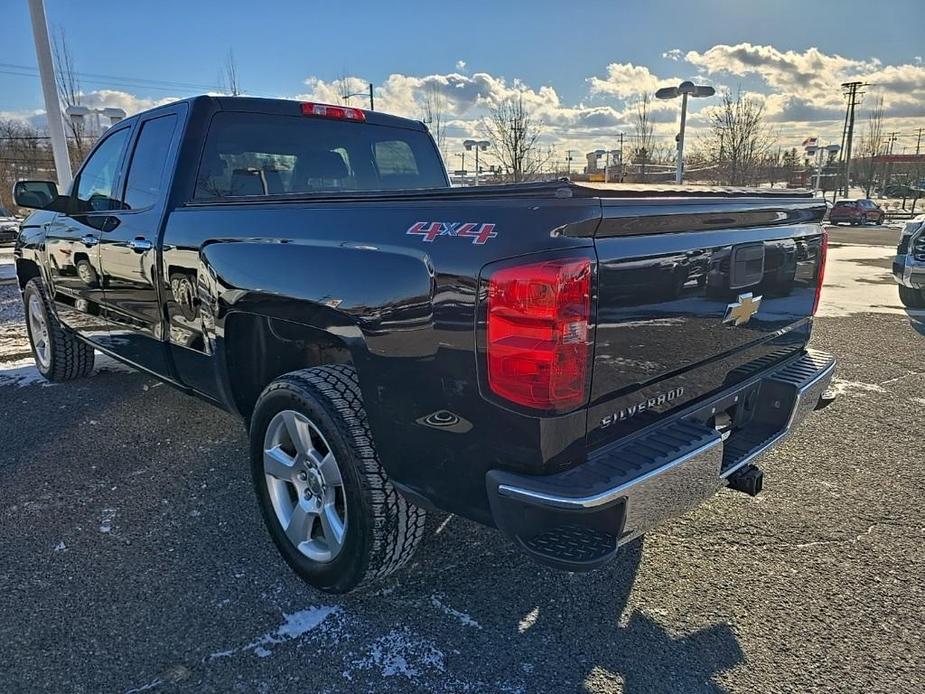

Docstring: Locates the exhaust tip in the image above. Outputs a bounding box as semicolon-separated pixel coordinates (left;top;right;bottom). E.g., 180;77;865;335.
727;464;764;496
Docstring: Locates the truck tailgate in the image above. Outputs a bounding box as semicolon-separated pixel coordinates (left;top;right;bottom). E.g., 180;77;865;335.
587;197;826;448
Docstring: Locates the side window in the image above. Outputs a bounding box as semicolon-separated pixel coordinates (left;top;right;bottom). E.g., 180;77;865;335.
122;114;178;210
374;140;419;176
74;128;130;212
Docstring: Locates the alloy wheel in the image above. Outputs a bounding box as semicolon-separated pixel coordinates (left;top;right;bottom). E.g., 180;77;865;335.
262;410;348;562
28;293;51;370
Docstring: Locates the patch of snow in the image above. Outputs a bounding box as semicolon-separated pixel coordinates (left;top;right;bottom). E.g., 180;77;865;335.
430;595;481;629
353;628;446;679
518;607;539;633
99;509;116;533
829;379;887;396
209;605;340;660
0;351;136;389
124;678;163;693
0;357;54;388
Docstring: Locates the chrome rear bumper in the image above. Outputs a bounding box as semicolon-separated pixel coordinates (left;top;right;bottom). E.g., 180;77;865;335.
486;350;836;570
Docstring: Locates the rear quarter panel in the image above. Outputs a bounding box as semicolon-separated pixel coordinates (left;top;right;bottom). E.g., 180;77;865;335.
160;196;600;522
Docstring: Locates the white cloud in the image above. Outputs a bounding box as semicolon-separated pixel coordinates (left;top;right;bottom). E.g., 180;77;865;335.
6;42;923;169
587;62;682;98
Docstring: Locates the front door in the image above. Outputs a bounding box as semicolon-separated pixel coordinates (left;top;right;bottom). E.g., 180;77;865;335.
44;126;132;340
96;108;183;375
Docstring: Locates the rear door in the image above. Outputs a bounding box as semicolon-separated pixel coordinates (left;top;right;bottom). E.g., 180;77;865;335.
44;125;132;340
96;105;184;373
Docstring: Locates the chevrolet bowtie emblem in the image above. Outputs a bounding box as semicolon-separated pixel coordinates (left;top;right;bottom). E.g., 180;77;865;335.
723;292;762;326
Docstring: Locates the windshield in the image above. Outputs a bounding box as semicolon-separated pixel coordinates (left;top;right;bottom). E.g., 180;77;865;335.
195;111;448;199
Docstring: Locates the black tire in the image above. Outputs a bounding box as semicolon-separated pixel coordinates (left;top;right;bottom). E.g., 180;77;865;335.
898;284;925;308
250;364;426;593
23;278;95;382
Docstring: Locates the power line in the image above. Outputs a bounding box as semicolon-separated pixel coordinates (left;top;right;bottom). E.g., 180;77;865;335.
0;62;220;93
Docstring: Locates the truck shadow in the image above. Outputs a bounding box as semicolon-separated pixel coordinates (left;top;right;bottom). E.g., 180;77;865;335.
390;514;746;693
0;366;744;693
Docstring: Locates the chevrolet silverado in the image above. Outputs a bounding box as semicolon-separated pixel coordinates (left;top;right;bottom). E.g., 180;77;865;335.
14;96;836;592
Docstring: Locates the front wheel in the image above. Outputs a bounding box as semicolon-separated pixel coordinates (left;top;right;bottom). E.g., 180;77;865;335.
898;284;925;308
250;364;426;593
23;278;95;381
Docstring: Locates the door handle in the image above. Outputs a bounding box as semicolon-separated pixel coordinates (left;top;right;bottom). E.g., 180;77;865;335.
80;234;99;247
128;238;153;253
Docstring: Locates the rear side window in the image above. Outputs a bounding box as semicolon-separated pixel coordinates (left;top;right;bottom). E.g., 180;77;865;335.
194;111;446;199
122;114;178;210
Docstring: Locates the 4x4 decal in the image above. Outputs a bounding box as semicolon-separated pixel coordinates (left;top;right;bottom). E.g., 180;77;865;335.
406;221;498;245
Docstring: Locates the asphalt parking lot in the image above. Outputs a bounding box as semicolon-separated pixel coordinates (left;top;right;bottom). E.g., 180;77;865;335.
1;226;923;693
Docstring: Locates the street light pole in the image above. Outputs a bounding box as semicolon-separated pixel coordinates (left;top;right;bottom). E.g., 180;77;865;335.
676;91;688;185
656;81;715;185
463;139;490;186
27;0;72;190
344;84;375;111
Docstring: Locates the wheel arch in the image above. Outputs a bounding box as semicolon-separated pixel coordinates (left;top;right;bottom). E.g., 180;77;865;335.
223;311;356;420
15;257;41;289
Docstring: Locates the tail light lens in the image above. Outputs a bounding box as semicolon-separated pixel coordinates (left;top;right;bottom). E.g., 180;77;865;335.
812;229;828;315
486;258;592;411
299;102;366;122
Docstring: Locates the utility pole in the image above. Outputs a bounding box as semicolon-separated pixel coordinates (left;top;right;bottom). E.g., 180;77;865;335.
565;149;573;176
618;132;625;182
368;83;374;111
839;81;866;197
885;131;900;190
915;128;923;156
27;0;72;190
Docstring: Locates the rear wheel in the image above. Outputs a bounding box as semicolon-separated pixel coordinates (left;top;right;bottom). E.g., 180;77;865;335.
23;278;95;381
250;364;426;593
898;284;925;308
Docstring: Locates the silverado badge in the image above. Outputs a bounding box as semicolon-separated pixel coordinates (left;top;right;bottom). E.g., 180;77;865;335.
723;292;762;326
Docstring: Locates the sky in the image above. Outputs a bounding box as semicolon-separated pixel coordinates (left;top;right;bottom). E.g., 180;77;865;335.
2;0;924;165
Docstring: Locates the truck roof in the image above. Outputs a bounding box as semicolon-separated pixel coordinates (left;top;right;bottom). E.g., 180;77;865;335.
120;95;428;132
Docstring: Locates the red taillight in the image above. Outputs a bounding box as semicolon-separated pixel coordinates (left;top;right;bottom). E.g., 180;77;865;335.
486;258;592;411
812;229;828;315
299;102;366;122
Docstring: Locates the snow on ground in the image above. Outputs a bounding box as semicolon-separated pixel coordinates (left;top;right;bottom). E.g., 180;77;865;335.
0;246;14;282
210;606;341;660
0;351;136;388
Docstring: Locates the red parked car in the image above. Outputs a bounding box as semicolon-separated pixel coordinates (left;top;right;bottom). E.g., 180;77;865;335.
829;199;885;225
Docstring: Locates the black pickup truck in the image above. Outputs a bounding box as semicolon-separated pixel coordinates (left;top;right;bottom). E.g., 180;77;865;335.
14;96;835;593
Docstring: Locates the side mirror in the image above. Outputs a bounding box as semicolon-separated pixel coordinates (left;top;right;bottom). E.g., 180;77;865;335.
13;180;59;210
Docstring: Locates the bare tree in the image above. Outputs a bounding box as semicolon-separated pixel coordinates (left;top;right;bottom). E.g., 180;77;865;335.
421;83;448;162
219;48;241;96
857;96;884;198
483;93;551;182
52;29;86;165
631;94;656;181
0;120;54;213
702;89;774;186
336;73;353;106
